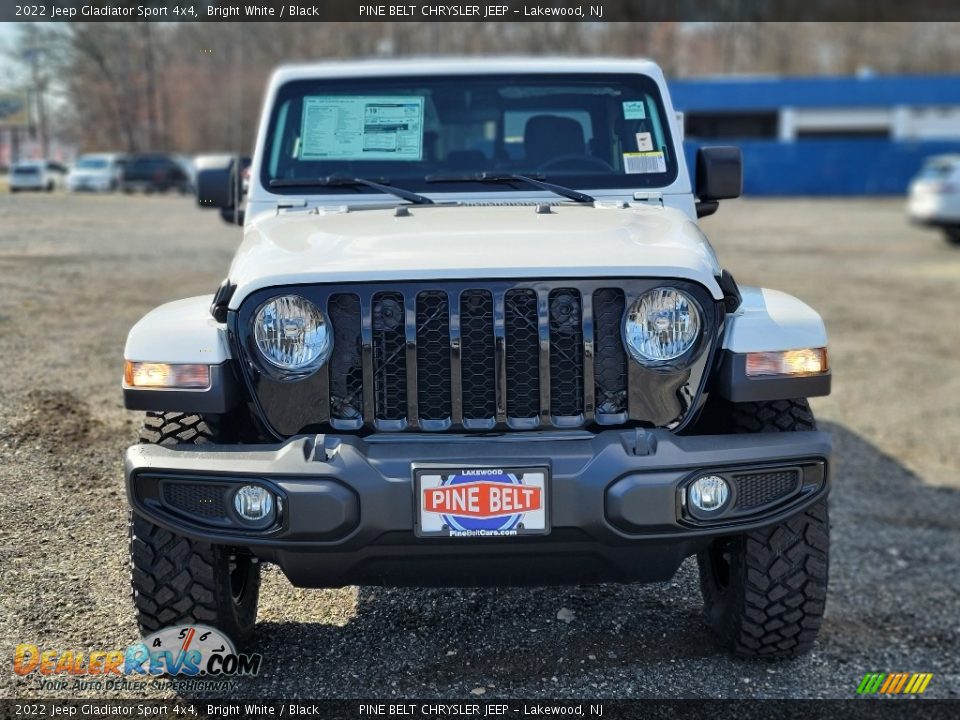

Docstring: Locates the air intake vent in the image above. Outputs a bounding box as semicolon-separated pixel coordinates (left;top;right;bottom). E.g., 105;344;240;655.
162;483;228;519
734;469;802;511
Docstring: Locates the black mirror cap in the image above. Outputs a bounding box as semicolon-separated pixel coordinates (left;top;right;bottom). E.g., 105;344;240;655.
696;146;743;202
195;154;249;216
197;162;234;211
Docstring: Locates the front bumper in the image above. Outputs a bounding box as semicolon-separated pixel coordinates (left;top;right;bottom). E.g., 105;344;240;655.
68;178;111;192
907;194;960;225
125;429;830;587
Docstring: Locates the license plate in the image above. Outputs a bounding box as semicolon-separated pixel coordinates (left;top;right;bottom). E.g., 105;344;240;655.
415;467;549;538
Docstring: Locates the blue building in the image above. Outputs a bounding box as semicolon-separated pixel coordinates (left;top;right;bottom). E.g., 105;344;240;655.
668;74;960;195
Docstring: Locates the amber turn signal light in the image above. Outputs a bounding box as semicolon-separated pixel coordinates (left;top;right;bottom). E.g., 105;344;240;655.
123;361;211;389
745;348;828;377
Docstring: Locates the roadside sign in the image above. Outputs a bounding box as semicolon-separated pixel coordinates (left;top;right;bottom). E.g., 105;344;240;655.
0;92;30;128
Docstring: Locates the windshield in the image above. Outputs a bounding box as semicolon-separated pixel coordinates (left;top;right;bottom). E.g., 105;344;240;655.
13;166;39;176
919;160;956;179
76;157;109;170
262;73;678;195
128;157;171;171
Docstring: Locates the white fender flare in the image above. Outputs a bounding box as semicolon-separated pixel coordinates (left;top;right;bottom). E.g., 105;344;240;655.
124;296;231;363
723;287;828;353
123;296;240;413
718;287;831;402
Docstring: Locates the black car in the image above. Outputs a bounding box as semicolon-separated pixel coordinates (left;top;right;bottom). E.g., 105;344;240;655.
121;154;191;194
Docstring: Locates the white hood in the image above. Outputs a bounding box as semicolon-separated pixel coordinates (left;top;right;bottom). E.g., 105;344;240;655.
227;203;723;308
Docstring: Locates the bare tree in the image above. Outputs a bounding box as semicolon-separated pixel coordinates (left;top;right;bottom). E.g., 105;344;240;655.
20;21;960;156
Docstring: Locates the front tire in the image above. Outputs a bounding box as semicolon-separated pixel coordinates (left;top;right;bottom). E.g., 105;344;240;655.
130;411;260;647
944;227;960;246
697;399;829;658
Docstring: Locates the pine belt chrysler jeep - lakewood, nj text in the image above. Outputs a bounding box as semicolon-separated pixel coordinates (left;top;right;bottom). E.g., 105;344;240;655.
122;59;832;658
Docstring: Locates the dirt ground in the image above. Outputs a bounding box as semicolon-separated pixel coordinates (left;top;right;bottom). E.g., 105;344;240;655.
0;193;958;700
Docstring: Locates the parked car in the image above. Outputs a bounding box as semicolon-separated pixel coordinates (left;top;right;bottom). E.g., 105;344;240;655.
9;160;68;192
67;153;126;192
123;59;832;658
121;153;191;194
907;154;960;245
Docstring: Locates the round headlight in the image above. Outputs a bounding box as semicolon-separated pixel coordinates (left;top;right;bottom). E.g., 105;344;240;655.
624;287;701;363
253;295;332;374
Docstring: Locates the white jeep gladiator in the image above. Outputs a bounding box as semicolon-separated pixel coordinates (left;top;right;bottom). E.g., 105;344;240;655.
122;59;832;658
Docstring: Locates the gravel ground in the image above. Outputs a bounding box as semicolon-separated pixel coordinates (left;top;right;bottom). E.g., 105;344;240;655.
0;193;958;700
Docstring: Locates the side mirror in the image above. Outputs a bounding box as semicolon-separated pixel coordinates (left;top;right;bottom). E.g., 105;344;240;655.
196;155;248;225
695;146;742;218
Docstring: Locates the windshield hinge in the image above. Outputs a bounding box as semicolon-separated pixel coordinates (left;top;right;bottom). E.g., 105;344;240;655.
632;191;664;205
275;198;308;213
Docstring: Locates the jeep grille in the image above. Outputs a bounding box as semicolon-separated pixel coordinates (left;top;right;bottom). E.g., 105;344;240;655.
330;285;628;430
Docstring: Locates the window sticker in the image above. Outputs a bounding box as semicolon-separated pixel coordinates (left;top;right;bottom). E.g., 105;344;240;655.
623;151;666;174
299;96;425;161
622;100;647;120
635;131;654;152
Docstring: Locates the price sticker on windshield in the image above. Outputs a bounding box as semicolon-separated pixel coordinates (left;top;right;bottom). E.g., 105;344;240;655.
623;151;666;174
299;95;425;162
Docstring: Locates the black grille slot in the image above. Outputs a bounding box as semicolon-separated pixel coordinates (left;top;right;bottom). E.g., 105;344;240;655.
592;289;628;418
163;483;227;519
460;290;496;420
328;293;363;423
734;470;801;510
416;291;451;421
548;289;584;417
504;289;540;419
372;291;407;421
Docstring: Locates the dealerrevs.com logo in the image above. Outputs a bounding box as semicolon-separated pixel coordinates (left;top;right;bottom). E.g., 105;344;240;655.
13;625;261;691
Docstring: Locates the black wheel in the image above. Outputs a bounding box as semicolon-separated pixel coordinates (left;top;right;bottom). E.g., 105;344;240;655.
943;227;960;246
46;181;54;192
130;411;260;647
697;399;829;658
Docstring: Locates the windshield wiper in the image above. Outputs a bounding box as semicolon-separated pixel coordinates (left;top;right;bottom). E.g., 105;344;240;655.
269;175;434;205
425;172;595;204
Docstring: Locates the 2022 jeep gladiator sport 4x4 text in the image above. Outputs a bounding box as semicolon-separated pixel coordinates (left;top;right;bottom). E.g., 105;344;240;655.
122;59;832;658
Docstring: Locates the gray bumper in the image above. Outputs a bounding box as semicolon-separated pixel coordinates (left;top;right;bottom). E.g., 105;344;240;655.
125;429;830;587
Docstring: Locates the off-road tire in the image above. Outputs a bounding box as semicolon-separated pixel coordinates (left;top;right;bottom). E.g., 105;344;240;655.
138;411;226;446
697;399;829;658
130;411;260;647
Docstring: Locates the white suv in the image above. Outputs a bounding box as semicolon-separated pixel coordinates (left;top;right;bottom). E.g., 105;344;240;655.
908;154;960;245
67;153;125;192
9;160;68;193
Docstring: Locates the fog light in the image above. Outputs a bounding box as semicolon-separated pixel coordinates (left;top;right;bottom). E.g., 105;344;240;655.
233;485;274;522
689;475;729;513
